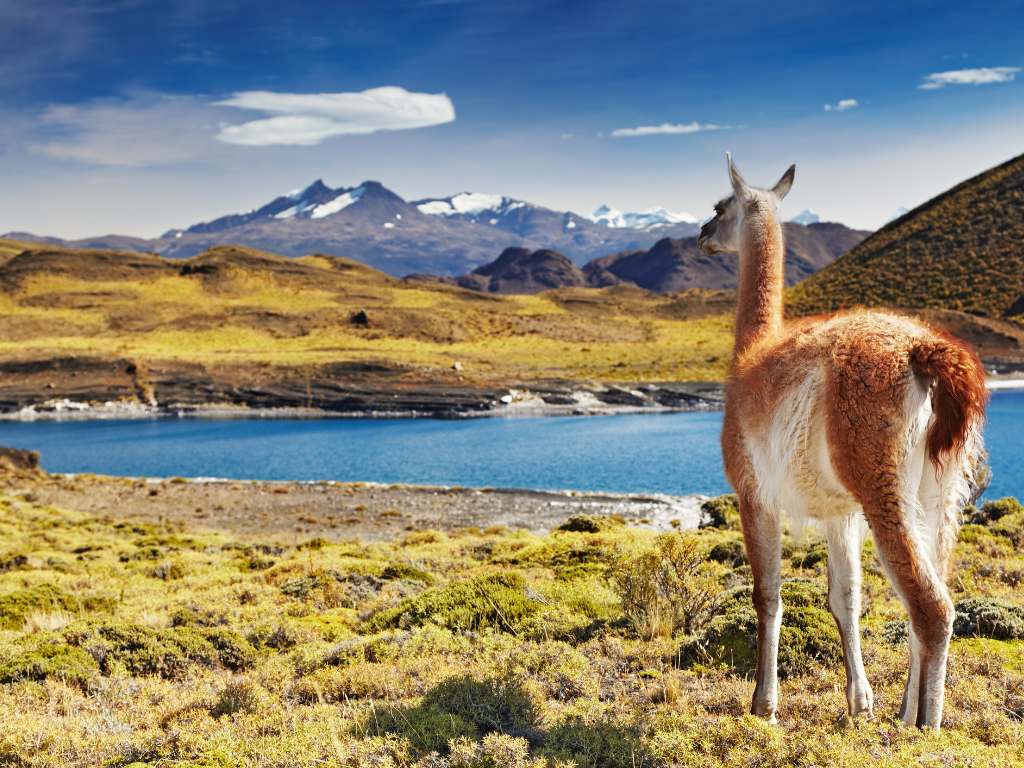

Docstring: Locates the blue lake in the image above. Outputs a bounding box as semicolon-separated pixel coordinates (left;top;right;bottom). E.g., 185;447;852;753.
0;389;1020;499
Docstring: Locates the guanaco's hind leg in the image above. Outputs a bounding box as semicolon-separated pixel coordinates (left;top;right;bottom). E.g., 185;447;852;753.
861;483;954;729
737;493;783;722
897;454;965;726
823;514;873;718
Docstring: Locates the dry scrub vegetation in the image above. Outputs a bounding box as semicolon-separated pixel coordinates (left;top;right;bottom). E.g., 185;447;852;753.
1;489;1022;767
0;245;735;384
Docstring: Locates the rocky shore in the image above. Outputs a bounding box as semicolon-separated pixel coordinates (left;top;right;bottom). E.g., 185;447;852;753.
0;356;724;420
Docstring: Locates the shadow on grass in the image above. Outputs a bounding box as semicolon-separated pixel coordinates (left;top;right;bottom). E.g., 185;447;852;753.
364;674;650;767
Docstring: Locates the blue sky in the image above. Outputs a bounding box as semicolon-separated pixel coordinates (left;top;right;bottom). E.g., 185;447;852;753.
2;0;1023;237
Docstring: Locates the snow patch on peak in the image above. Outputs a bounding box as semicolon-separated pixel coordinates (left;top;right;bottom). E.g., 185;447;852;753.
789;209;820;225
310;186;365;219
416;200;455;216
450;192;505;215
416;192;521;218
590;204;697;230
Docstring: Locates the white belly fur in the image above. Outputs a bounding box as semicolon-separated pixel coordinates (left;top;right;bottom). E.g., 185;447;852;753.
743;367;860;531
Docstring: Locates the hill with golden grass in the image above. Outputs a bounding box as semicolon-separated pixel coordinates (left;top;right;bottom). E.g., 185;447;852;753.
789;152;1024;319
0;244;738;412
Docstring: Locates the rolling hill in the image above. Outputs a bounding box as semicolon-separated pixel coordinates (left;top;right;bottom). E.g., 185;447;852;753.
0;243;741;413
789;152;1024;319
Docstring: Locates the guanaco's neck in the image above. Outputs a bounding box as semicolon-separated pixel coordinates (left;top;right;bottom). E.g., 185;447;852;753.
734;207;784;359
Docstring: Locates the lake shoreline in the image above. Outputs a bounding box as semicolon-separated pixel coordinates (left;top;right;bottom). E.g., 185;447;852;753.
0;380;727;421
4;375;1023;422
0;453;708;540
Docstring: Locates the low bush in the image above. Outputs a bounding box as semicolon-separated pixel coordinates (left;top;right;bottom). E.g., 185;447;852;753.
698;494;739;530
372;675;541;757
365;573;540;634
612;533;726;638
0;636;97;688
679;581;840;677
0;584;79;629
555;515;624;534
953;598;1024;640
65;622;256;678
209;679;268;718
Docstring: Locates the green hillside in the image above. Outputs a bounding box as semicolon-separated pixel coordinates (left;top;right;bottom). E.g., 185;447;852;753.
789;152;1024;319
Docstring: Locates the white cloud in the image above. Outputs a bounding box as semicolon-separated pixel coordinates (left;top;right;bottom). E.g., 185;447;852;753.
214;86;455;146
610;121;729;138
30;94;221;166
824;98;859;112
919;67;1020;90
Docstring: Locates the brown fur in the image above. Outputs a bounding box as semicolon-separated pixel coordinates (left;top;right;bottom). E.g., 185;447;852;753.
910;332;988;466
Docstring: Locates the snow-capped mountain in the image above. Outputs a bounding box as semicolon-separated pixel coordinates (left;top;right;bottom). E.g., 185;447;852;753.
13;179;700;276
788;209;821;225
183;180;384;234
412;191;591;234
590;204;698;230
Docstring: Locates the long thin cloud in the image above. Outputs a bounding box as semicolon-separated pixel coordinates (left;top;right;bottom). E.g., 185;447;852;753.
610;121;729;138
919;67;1020;90
215;86;455;146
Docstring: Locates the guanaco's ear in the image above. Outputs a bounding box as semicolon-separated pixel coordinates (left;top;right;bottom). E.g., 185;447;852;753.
771;164;796;200
726;153;749;198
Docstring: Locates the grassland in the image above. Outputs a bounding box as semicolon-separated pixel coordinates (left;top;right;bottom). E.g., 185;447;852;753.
0;245;736;386
1;466;1022;767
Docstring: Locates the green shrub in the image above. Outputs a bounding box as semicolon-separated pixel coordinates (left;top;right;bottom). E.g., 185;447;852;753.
707;538;746;566
209;679;268;718
698;494;739;530
612;533;726;638
880;620;909;645
65;622;255;678
679;581;840;677
0;637;97;688
978;497;1024;524
379;562;433;584
953;598;1024;640
790;542;828;570
372;676;540;756
202;628;258;671
365;573;540;634
555;515;624;533
447;733;540;768
503;641;597;701
0;584;79;629
991;512;1024;548
543;718;648;768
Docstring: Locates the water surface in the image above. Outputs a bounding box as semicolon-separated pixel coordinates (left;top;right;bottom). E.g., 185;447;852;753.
0;390;1020;499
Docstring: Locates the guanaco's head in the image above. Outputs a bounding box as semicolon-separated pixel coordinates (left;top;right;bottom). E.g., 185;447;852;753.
698;154;795;255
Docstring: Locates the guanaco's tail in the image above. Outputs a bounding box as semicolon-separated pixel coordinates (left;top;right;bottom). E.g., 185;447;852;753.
910;334;988;466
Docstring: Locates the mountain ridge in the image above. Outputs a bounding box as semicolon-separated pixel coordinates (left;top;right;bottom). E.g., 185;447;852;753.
412;221;869;294
5;180;706;277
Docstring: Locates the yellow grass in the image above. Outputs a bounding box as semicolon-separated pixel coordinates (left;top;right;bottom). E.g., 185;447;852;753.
0;246;736;382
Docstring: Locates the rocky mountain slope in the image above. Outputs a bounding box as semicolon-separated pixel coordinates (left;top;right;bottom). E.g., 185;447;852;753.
789;152;1024;319
432;222;869;294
